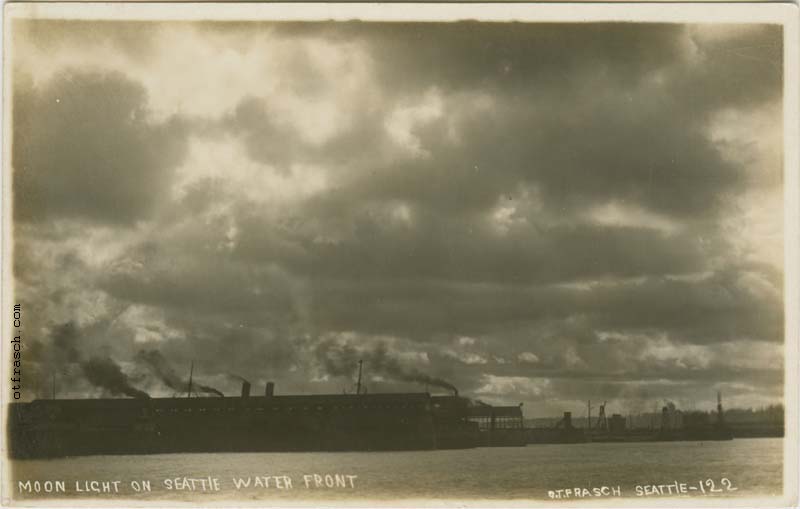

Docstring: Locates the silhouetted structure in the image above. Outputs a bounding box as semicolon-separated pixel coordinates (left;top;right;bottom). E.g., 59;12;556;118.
655;393;732;441
609;413;626;434
526;411;587;443
465;402;526;446
531;395;735;444
596;402;608;431
9;382;487;458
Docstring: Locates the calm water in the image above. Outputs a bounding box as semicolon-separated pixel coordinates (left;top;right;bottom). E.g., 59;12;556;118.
11;438;783;503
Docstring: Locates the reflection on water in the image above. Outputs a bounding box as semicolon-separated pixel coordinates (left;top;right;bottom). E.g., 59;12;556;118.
11;438;782;502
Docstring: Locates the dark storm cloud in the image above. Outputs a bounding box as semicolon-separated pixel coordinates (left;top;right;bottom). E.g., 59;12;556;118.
10;20;785;413
269;22;688;92
13;69;187;224
303;270;782;344
96;207;779;346
249;22;781;221
97;254;307;390
291;65;743;221
97;228;305;323
223;97;303;171
277;22;780;113
237;216;707;284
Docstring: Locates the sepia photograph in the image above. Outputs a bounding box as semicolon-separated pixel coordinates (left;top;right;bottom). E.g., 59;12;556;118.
2;3;798;507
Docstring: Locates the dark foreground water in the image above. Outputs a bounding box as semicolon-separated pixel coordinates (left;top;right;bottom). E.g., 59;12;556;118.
10;438;783;504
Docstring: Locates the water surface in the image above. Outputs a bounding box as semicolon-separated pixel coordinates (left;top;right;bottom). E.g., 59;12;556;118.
11;438;783;503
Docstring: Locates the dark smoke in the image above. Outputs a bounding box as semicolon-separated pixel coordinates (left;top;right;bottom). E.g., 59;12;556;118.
316;338;458;394
82;356;150;399
136;349;224;397
51;322;81;364
49;321;150;398
227;373;251;384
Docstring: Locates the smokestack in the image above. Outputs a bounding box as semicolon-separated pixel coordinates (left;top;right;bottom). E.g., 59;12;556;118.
265;382;275;397
453;388;459;397
241;381;251;398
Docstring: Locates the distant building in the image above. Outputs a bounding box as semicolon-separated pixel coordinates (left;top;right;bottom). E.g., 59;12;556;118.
464;403;526;446
682;411;710;429
609;413;626;434
466;404;524;430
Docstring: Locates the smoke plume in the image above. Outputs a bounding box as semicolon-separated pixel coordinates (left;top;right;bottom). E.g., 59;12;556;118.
227;373;251;384
316;338;458;394
50;321;150;398
136;349;224;397
51;322;81;364
82;356;150;399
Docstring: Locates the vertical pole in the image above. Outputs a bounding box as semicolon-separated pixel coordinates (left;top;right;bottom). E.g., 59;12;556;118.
187;361;194;398
52;373;56;400
587;400;592;430
356;360;363;395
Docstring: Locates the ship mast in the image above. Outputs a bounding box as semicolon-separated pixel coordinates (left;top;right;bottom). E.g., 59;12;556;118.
356;360;363;395
187;361;194;398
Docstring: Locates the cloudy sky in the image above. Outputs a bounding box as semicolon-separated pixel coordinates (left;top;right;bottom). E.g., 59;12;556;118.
10;20;784;416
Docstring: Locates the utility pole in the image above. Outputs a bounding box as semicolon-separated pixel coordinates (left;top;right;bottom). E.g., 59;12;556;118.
355;360;363;395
